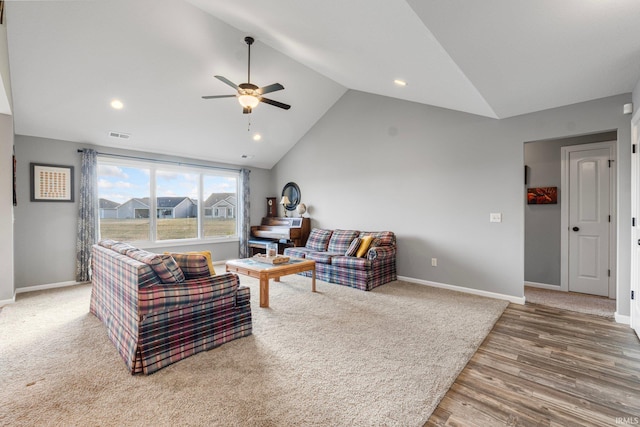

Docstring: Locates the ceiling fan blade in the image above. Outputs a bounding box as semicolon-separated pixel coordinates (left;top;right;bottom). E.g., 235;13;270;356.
260;97;291;110
214;75;239;90
243;107;252;114
256;83;284;95
201;94;236;99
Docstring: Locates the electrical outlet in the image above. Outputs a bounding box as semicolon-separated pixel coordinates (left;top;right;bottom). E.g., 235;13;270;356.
490;213;502;223
431;258;437;267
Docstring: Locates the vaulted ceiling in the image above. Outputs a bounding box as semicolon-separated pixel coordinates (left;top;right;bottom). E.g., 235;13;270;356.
6;0;640;169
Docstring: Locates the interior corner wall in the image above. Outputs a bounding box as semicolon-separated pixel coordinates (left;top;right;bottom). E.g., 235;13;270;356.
13;135;272;290
271;90;632;311
632;78;640;111
0;114;14;302
524;131;617;287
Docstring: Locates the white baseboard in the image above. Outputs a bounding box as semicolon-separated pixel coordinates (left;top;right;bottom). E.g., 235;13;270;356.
15;281;89;294
398;276;526;305
0;294;16;307
615;313;631;325
524;281;562;290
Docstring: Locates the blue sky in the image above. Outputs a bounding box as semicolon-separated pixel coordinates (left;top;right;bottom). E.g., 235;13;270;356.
98;164;237;204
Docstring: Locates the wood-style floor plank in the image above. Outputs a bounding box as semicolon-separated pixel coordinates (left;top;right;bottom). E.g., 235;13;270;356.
424;303;640;426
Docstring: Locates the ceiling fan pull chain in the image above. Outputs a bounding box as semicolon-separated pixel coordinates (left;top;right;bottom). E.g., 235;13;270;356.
247;114;251;131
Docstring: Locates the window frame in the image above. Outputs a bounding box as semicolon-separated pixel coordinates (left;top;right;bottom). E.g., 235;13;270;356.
97;157;240;247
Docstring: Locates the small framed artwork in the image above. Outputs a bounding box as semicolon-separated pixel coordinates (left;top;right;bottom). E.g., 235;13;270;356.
527;187;557;205
30;163;75;202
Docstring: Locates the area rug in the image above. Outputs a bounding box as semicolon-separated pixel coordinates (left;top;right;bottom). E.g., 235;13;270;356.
0;276;508;426
524;286;616;318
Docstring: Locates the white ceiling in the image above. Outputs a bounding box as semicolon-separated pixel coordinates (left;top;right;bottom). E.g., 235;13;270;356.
6;0;640;169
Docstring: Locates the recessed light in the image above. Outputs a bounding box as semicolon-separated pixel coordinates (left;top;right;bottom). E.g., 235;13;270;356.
253;133;262;141
394;79;407;87
110;99;124;110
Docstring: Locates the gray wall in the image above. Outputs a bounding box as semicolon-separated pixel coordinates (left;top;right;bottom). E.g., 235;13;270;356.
0;15;14;303
524;131;617;286
0;13;12;114
633;79;640;112
272;90;632;315
0;114;14;302
13;135;272;289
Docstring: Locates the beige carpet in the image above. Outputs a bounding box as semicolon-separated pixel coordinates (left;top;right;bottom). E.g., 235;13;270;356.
525;286;616;318
0;276;508;427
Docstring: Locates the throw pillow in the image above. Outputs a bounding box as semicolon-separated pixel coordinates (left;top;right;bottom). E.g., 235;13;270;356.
152;255;185;284
345;237;361;257
186;251;216;275
166;251;214;279
327;230;360;253
356;235;374;258
129;250;185;284
305;228;333;251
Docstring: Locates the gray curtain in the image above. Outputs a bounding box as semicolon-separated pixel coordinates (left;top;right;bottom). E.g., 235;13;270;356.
75;149;98;282
239;168;250;258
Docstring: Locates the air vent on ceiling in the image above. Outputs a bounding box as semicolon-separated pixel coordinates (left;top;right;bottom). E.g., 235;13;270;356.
241;154;254;159
108;131;131;140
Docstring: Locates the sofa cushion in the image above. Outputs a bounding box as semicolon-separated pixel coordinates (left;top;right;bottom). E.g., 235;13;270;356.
167;252;212;279
129;250;185;284
110;242;139;255
331;256;371;271
345;237;361;257
186;251;216;275
305;228;333;251
359;231;395;247
327;230;360;253
98;239;118;249
356;235;374;258
306;251;341;265
284;247;314;258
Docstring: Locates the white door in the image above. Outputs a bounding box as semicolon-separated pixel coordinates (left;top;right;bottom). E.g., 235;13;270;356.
568;148;610;296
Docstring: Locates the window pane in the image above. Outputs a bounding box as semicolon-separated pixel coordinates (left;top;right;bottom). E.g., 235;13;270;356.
203;175;237;238
156;170;198;240
98;163;150;241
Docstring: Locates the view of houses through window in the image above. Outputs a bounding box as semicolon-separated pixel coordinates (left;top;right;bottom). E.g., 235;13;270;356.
97;159;238;243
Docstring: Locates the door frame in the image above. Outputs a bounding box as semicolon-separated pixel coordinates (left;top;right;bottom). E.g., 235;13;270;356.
560;141;617;298
630;111;640;337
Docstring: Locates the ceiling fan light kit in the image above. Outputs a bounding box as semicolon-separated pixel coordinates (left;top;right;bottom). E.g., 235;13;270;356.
202;36;291;114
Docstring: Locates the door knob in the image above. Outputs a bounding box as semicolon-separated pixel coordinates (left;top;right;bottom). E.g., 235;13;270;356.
572;226;580;232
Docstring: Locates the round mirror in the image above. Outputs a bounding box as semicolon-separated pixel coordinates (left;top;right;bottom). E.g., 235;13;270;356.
281;182;301;211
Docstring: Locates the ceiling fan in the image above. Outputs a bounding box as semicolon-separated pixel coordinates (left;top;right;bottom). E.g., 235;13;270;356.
202;36;291;114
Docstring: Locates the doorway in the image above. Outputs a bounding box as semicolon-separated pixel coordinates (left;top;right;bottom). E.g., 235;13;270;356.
561;142;616;298
524;132;617;300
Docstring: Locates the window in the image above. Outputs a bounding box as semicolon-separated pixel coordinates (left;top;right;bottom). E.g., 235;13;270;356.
203;174;237;238
97;163;151;241
98;158;239;243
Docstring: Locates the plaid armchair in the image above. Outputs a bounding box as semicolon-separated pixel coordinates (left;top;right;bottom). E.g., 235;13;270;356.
90;241;252;374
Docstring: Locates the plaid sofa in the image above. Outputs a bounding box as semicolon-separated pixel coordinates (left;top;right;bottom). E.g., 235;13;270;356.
90;241;252;375
284;229;397;291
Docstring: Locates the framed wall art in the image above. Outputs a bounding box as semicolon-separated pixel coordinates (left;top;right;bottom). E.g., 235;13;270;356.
30;163;75;202
527;186;557;205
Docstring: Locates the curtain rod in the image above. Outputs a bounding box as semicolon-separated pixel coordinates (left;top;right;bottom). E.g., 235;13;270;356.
77;149;244;173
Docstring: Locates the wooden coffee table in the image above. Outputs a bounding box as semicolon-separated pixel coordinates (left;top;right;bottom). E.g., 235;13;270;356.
225;257;316;308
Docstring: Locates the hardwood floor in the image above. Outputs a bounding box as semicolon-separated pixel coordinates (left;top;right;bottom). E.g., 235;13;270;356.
425;303;640;426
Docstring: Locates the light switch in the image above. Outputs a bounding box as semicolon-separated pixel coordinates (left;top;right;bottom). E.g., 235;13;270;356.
490;213;502;223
